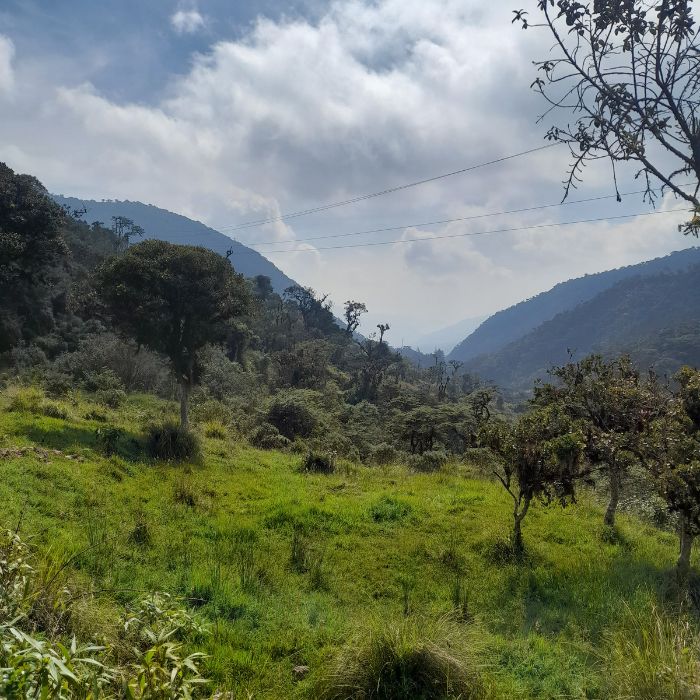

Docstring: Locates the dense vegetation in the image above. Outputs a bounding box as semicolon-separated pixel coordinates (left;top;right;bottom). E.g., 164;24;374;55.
4;161;700;699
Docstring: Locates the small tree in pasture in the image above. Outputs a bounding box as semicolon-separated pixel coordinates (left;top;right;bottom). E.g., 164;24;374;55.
644;367;700;578
536;355;661;527
98;240;250;429
483;407;583;553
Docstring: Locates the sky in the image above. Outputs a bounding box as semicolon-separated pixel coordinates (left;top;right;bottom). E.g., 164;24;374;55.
0;0;695;347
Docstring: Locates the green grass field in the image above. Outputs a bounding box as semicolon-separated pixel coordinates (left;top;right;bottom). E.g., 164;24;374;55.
0;387;692;698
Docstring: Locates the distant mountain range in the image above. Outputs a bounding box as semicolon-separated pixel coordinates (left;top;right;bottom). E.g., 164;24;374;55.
448;247;700;390
53;197;297;293
412;315;488;354
449;247;700;365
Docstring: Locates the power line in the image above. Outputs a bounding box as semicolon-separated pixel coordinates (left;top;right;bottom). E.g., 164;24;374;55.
246;208;687;255
244;183;696;248
214;143;560;231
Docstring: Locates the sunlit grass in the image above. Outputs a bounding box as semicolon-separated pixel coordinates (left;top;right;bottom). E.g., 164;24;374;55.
0;387;693;698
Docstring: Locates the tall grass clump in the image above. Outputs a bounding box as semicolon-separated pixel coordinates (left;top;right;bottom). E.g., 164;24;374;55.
145;421;201;462
315;616;485;700
7;386;44;413
604;604;700;699
203;420;228;440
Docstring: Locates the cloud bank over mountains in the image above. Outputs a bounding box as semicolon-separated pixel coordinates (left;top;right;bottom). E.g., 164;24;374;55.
0;1;692;343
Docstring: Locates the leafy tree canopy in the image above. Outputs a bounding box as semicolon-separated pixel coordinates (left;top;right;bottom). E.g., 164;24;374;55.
98;240;250;426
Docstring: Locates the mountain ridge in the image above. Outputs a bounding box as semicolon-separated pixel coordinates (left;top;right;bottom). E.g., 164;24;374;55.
448;246;700;364
462;263;700;389
52;196;298;293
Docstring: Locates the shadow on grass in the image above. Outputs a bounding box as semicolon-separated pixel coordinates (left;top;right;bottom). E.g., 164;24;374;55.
21;424;147;463
479;541;668;640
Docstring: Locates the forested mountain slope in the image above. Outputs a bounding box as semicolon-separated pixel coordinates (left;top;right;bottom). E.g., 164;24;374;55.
463;264;700;389
448;247;700;363
53;196;297;293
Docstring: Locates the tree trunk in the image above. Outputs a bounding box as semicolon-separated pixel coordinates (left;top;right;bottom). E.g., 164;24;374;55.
677;518;695;581
512;495;531;556
513;516;524;555
604;463;620;528
180;381;191;430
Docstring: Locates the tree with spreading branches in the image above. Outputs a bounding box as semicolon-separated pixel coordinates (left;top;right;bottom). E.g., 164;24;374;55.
514;0;700;234
534;354;663;527
98;240;250;429
483;406;584;554
343;300;368;336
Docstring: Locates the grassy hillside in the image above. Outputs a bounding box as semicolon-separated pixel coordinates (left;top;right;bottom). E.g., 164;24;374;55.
449;247;700;365
463;265;700;391
0;385;692;699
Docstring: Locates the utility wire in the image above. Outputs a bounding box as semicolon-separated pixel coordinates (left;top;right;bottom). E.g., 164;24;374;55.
214;143;560;231
242;208;687;255
244;182;697;247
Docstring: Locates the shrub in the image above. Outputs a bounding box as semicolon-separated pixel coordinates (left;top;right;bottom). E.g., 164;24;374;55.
145;422;201;462
248;423;290;450
95;426;124;456
41;369;73;398
40;400;69;420
190;396;234;426
203;420;228;439
268;396;317;440
301;450;336;475
56;332;170;395
7;386;44;413
315;616;484;700
407;449;449;473
83;369;126;408
369;443;399;466
603;604;700;699
0;529;209;700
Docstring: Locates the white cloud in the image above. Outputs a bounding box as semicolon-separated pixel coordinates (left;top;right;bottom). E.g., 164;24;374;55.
0;35;15;96
170;8;206;35
0;0;695;343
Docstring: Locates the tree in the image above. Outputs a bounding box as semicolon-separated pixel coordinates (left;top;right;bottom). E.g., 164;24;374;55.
515;1;700;233
283;285;336;334
397;403;481;455
343;300;368;336
111;216;144;252
536;355;661;527
483;407;583;553
644;367;700;578
252;274;274;300
98;240;250;428
354;331;399;403
0;163;68;352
